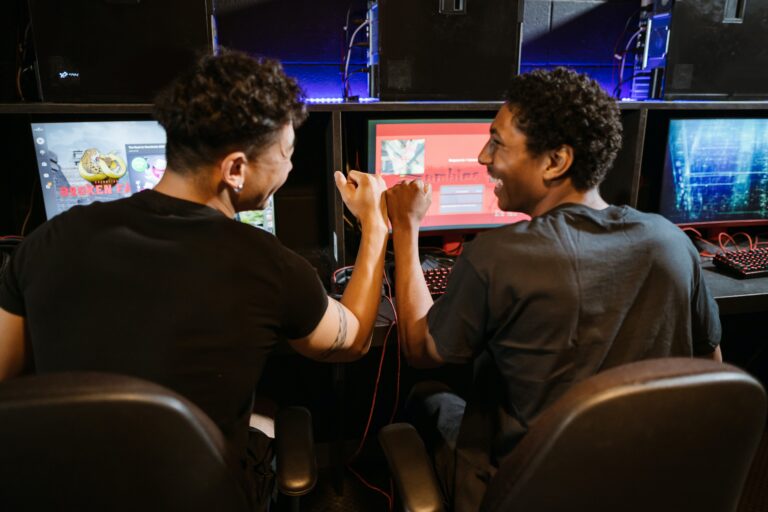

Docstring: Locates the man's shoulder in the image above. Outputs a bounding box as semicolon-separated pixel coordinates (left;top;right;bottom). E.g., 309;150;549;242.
620;207;692;245
223;219;314;270
472;219;535;244
48;194;144;226
621;206;675;227
468;216;560;252
459;221;541;269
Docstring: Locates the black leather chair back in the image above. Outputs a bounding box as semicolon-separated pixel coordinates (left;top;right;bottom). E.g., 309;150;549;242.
0;372;250;511
481;358;767;512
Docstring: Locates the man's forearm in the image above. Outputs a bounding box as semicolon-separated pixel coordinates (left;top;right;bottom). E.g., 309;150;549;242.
340;224;388;356
706;345;723;362
392;226;434;363
0;308;27;381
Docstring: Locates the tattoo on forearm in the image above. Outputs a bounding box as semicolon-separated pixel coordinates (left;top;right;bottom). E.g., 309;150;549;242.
320;301;348;359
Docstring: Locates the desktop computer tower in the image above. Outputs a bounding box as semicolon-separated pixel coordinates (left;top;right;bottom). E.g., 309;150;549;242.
27;0;214;103
368;0;524;101
663;0;768;100
0;0;30;102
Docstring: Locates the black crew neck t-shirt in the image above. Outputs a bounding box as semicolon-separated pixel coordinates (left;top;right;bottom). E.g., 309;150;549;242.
0;190;328;467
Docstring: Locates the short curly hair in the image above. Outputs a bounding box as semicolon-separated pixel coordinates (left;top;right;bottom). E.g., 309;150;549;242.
504;68;622;190
153;49;307;172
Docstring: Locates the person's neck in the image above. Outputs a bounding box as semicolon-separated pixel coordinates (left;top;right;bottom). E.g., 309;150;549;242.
153;169;236;218
531;183;608;217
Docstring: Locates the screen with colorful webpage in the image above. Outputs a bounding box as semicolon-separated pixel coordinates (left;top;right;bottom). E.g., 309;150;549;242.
30;120;276;234
659;118;768;226
368;119;529;231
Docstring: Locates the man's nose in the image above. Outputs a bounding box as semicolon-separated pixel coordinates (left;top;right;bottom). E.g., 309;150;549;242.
478;142;491;165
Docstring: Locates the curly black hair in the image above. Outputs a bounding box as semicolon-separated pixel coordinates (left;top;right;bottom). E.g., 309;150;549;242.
153;49;307;172
504;67;622;190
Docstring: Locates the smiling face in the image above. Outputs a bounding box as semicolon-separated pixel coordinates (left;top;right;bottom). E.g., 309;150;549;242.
478;105;551;215
241;123;296;210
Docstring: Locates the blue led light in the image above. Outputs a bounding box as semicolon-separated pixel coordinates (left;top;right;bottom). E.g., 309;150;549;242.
305;97;345;104
305;96;379;104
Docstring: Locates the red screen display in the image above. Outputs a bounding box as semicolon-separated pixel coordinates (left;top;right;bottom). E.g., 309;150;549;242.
369;120;529;231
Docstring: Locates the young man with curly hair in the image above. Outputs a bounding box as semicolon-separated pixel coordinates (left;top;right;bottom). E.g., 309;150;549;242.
0;51;388;510
386;68;722;510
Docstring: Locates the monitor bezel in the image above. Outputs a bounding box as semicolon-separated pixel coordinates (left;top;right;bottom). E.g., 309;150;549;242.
26;113;279;235
366;117;529;234
639;111;768;229
28;114;168;222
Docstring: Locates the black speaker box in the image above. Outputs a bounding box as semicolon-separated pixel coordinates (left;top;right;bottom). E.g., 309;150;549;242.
664;0;768;100
370;0;524;101
27;0;214;103
0;0;29;102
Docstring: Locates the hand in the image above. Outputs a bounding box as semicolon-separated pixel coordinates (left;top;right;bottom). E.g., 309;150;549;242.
385;179;432;230
334;170;388;231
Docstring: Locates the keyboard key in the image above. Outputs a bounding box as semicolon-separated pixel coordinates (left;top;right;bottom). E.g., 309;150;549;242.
423;267;453;295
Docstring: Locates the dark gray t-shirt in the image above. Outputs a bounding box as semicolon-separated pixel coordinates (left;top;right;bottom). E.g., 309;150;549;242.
427;203;721;498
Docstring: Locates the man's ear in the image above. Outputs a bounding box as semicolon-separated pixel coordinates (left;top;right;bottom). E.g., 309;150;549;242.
220;151;248;190
542;145;574;183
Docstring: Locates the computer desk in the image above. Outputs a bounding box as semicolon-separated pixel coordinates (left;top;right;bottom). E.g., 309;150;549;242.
702;263;768;316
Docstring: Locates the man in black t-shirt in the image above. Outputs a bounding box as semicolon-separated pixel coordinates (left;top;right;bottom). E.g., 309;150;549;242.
386;68;722;511
0;52;389;511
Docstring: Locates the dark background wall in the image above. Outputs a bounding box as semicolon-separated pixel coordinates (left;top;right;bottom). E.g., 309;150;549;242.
214;0;640;100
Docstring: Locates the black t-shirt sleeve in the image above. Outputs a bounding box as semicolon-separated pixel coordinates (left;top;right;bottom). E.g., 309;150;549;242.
0;242;28;316
427;254;489;364
277;249;329;339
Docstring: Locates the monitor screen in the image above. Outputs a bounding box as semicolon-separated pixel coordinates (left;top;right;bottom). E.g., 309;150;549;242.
367;119;528;231
30;120;276;234
658;118;768;226
236;197;276;234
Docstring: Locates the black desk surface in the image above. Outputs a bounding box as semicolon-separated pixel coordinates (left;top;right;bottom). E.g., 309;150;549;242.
703;263;768;316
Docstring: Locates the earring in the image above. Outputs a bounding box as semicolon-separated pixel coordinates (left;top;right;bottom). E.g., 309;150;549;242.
234;183;243;193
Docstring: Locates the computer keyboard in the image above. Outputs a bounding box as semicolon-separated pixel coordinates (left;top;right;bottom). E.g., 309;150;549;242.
423;267;452;295
713;247;768;278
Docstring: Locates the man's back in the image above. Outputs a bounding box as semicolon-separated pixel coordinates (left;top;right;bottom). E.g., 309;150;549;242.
0;190;328;456
428;203;721;459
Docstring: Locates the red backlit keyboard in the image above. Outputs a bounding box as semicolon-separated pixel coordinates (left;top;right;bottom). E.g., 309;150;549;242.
713;248;768;278
423;267;452;295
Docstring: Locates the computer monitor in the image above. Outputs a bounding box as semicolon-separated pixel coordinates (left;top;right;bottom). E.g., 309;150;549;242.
235;197;276;234
30;120;276;234
658;118;768;226
367;119;529;231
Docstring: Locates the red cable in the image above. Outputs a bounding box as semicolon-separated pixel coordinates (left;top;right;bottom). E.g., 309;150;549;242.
345;344;393;506
346;343;395;510
731;231;754;250
346;270;401;511
384;294;401;425
346;464;393;511
682;227;703;238
697;237;721;257
681;227;717;257
381;270;401;424
718;232;738;252
349;319;395;462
